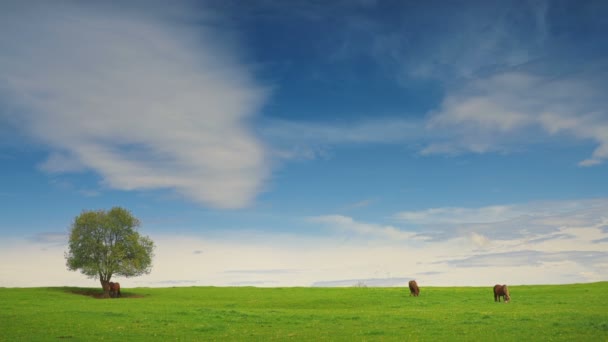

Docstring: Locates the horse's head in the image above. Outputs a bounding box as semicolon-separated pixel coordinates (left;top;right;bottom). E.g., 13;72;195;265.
503;285;511;303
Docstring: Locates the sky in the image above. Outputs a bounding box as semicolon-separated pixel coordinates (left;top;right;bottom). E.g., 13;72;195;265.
1;0;607;288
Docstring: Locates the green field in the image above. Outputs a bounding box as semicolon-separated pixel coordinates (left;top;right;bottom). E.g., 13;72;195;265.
1;282;607;341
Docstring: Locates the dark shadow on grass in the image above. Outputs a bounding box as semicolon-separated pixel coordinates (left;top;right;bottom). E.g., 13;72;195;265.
60;287;145;299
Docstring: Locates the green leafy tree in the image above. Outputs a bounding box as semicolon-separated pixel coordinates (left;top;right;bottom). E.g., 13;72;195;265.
65;207;155;297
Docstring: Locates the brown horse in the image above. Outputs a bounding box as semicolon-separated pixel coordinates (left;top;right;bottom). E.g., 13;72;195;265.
409;280;420;296
493;284;510;303
109;282;121;298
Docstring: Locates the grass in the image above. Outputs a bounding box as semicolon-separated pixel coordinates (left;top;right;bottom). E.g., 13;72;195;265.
1;282;607;341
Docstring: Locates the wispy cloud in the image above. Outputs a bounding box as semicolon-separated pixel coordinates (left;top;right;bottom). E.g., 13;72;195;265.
425;71;608;165
441;250;608;269
395;198;608;241
395;205;524;225
261;117;424;160
261;68;608;166
344;199;376;210
257;1;608;166
0;2;268;208
310;215;422;241
320;1;549;83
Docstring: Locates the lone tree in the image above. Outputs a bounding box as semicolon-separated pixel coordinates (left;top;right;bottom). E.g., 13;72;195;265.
65;207;155;297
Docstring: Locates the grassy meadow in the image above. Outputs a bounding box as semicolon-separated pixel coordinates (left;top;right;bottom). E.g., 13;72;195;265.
1;282;607;341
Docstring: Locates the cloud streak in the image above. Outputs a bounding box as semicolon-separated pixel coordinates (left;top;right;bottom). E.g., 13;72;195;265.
260;117;424;160
0;2;269;208
310;215;423;241
441;250;608;269
395;198;608;242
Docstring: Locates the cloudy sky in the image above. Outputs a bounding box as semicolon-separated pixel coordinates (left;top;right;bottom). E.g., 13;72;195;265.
1;0;607;288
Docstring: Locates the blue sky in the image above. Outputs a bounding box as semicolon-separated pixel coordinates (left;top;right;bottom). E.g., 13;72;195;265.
1;0;607;287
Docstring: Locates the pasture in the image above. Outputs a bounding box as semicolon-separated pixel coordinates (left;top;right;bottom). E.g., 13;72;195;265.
1;282;607;341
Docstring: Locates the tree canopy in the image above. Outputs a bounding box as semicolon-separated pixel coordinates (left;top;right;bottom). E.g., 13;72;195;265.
65;207;154;295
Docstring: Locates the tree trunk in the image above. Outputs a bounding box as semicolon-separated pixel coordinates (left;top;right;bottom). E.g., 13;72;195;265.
100;279;111;298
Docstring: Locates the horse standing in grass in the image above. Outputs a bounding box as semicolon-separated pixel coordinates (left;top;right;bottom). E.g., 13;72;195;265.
409;280;420;296
109;282;121;298
493;284;510;303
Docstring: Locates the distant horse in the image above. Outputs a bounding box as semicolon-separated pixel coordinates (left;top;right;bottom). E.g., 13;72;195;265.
409;280;420;297
109;282;121;298
493;284;510;303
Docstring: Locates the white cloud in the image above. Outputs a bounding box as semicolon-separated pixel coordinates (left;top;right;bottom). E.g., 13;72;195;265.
469;232;490;248
425;71;608;165
0;2;268;208
539;111;608;167
431;96;528;132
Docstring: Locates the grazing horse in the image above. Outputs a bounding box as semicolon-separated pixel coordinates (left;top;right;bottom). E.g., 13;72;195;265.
409;280;420;297
109;282;121;298
493;284;510;303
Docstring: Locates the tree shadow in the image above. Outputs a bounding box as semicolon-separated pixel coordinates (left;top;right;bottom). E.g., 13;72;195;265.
62;287;145;299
